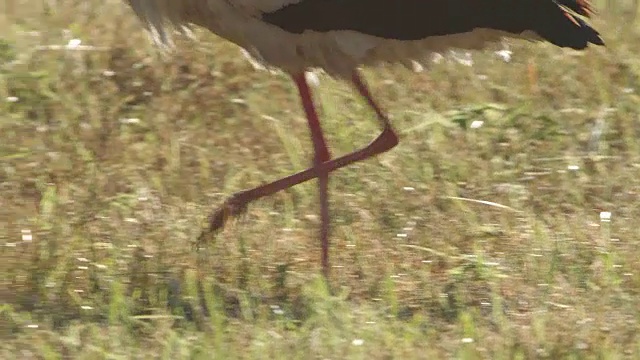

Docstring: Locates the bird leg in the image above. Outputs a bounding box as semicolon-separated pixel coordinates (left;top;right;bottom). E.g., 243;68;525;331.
199;70;399;275
292;73;332;277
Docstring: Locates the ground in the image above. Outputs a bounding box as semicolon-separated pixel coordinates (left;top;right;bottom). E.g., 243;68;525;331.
2;1;640;358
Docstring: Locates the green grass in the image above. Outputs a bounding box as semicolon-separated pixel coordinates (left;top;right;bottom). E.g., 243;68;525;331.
3;1;640;358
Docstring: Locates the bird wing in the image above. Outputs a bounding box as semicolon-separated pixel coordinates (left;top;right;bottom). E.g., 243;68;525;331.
261;0;603;49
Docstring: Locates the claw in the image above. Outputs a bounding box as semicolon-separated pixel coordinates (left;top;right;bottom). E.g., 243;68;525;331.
196;193;250;245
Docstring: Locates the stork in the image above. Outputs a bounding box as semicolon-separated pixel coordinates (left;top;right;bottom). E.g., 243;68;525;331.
124;0;604;277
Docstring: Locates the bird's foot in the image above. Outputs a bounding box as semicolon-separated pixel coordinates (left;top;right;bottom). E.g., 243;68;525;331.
196;192;250;246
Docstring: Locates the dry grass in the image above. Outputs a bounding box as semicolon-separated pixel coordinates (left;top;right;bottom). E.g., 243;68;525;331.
2;0;640;358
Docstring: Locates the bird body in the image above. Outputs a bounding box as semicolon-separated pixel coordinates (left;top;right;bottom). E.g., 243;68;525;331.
124;0;603;277
126;0;602;78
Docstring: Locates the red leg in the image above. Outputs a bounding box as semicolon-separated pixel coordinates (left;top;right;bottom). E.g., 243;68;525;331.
199;70;400;275
292;73;332;278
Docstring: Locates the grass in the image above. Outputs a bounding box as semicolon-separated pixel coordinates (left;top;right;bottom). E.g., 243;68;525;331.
2;0;640;358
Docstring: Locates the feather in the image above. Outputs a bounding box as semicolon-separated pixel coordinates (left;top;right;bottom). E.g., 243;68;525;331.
123;0;604;77
262;0;603;49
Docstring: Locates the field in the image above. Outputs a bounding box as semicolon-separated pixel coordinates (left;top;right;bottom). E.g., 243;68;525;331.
2;1;640;358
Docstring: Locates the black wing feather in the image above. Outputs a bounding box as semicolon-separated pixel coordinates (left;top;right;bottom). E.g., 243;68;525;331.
262;0;604;49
